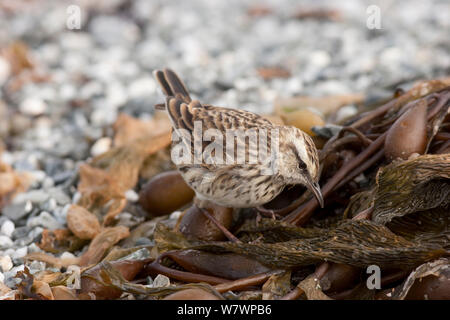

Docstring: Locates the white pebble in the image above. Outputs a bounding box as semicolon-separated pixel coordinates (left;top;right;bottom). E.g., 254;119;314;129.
309;50;331;68
72;192;82;204
169;211;182;220
0;56;11;86
0;236;13;248
26;211;62;230
19;97;47;116
0;255;13;272
42;177;55;189
60;251;76;260
12;247;27;260
0;272;4;283
90;137;112;157
0;220;15;238
335;105;358;123
125;189;139;202
28;243;42;254
153;274;170;288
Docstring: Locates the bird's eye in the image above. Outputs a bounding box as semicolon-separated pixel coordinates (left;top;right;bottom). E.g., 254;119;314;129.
298;161;307;170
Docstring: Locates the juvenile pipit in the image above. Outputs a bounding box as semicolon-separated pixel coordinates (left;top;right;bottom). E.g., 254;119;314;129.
154;69;323;237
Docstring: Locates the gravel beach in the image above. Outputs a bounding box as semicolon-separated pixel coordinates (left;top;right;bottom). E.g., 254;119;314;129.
0;0;449;297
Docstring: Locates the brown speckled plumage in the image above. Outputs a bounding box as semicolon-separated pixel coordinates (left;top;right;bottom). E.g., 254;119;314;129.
154;68;323;208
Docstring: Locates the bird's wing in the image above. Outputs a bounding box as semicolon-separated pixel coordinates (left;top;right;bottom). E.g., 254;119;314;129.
154;68;276;167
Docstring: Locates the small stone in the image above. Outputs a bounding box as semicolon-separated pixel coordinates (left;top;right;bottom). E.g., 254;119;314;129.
309;50;331;68
3;265;25;286
72;192;82;204
335;105;358;123
0;220;15;238
118;248;150;261
13;190;49;204
127;78;156;99
60;251;76;260
2;202;32;221
47;188;71;205
135;237;153;246
125;189;139;202
169;211;182;220
27;211;62;230
27;260;45;273
42;177;55;189
0;236;13;248
12;247;27;260
19;97;47;116
153;274;170;288
0;56;11;87
27;242;42;254
0;272;4;283
90;137;112;157
0;255;13;272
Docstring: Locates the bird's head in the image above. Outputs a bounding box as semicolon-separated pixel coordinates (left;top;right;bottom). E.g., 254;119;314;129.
276;126;324;207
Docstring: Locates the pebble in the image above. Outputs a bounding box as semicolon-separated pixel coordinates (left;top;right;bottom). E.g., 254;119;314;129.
26;211;62;230
90;137;112;157
0;0;447;290
19;97;47;116
60;251;76;260
3;265;25;287
0;272;4;283
335;105;359;123
13;190;49;204
47;188;71;205
27;243;42;254
12;247;28;261
0;56;11;86
125;189;139;202
14;227;44;247
0;255;13;272
153;274;170;288
0;236;13;248
0;220;15;238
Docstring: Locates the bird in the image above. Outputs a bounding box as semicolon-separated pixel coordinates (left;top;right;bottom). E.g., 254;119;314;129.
153;68;323;239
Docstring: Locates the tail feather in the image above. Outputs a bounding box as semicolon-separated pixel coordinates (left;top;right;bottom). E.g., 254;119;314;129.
153;68;191;103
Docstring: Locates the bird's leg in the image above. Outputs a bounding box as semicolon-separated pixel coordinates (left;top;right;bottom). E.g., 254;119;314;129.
255;207;277;221
195;204;241;243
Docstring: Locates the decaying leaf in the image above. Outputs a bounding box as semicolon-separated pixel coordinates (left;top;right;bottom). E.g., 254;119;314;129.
113;112;171;147
0;158;32;208
275;94;364;117
392;258;450;300
66;204;102;240
257;67;291;80
298;275;333;300
80;261;222;300
0;281;12;296
156;219;446;269
78;132;171;225
1;41;34;76
372;154;450;224
139;148;176;180
37;229;87;254
25;252;80;269
16;267;40;300
51;286;78;300
163;288;222;300
80;259;150;299
32;280;54;300
79;226;130;266
262;270;291;300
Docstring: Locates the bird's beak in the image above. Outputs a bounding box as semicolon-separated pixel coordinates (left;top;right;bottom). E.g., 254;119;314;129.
305;176;324;208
